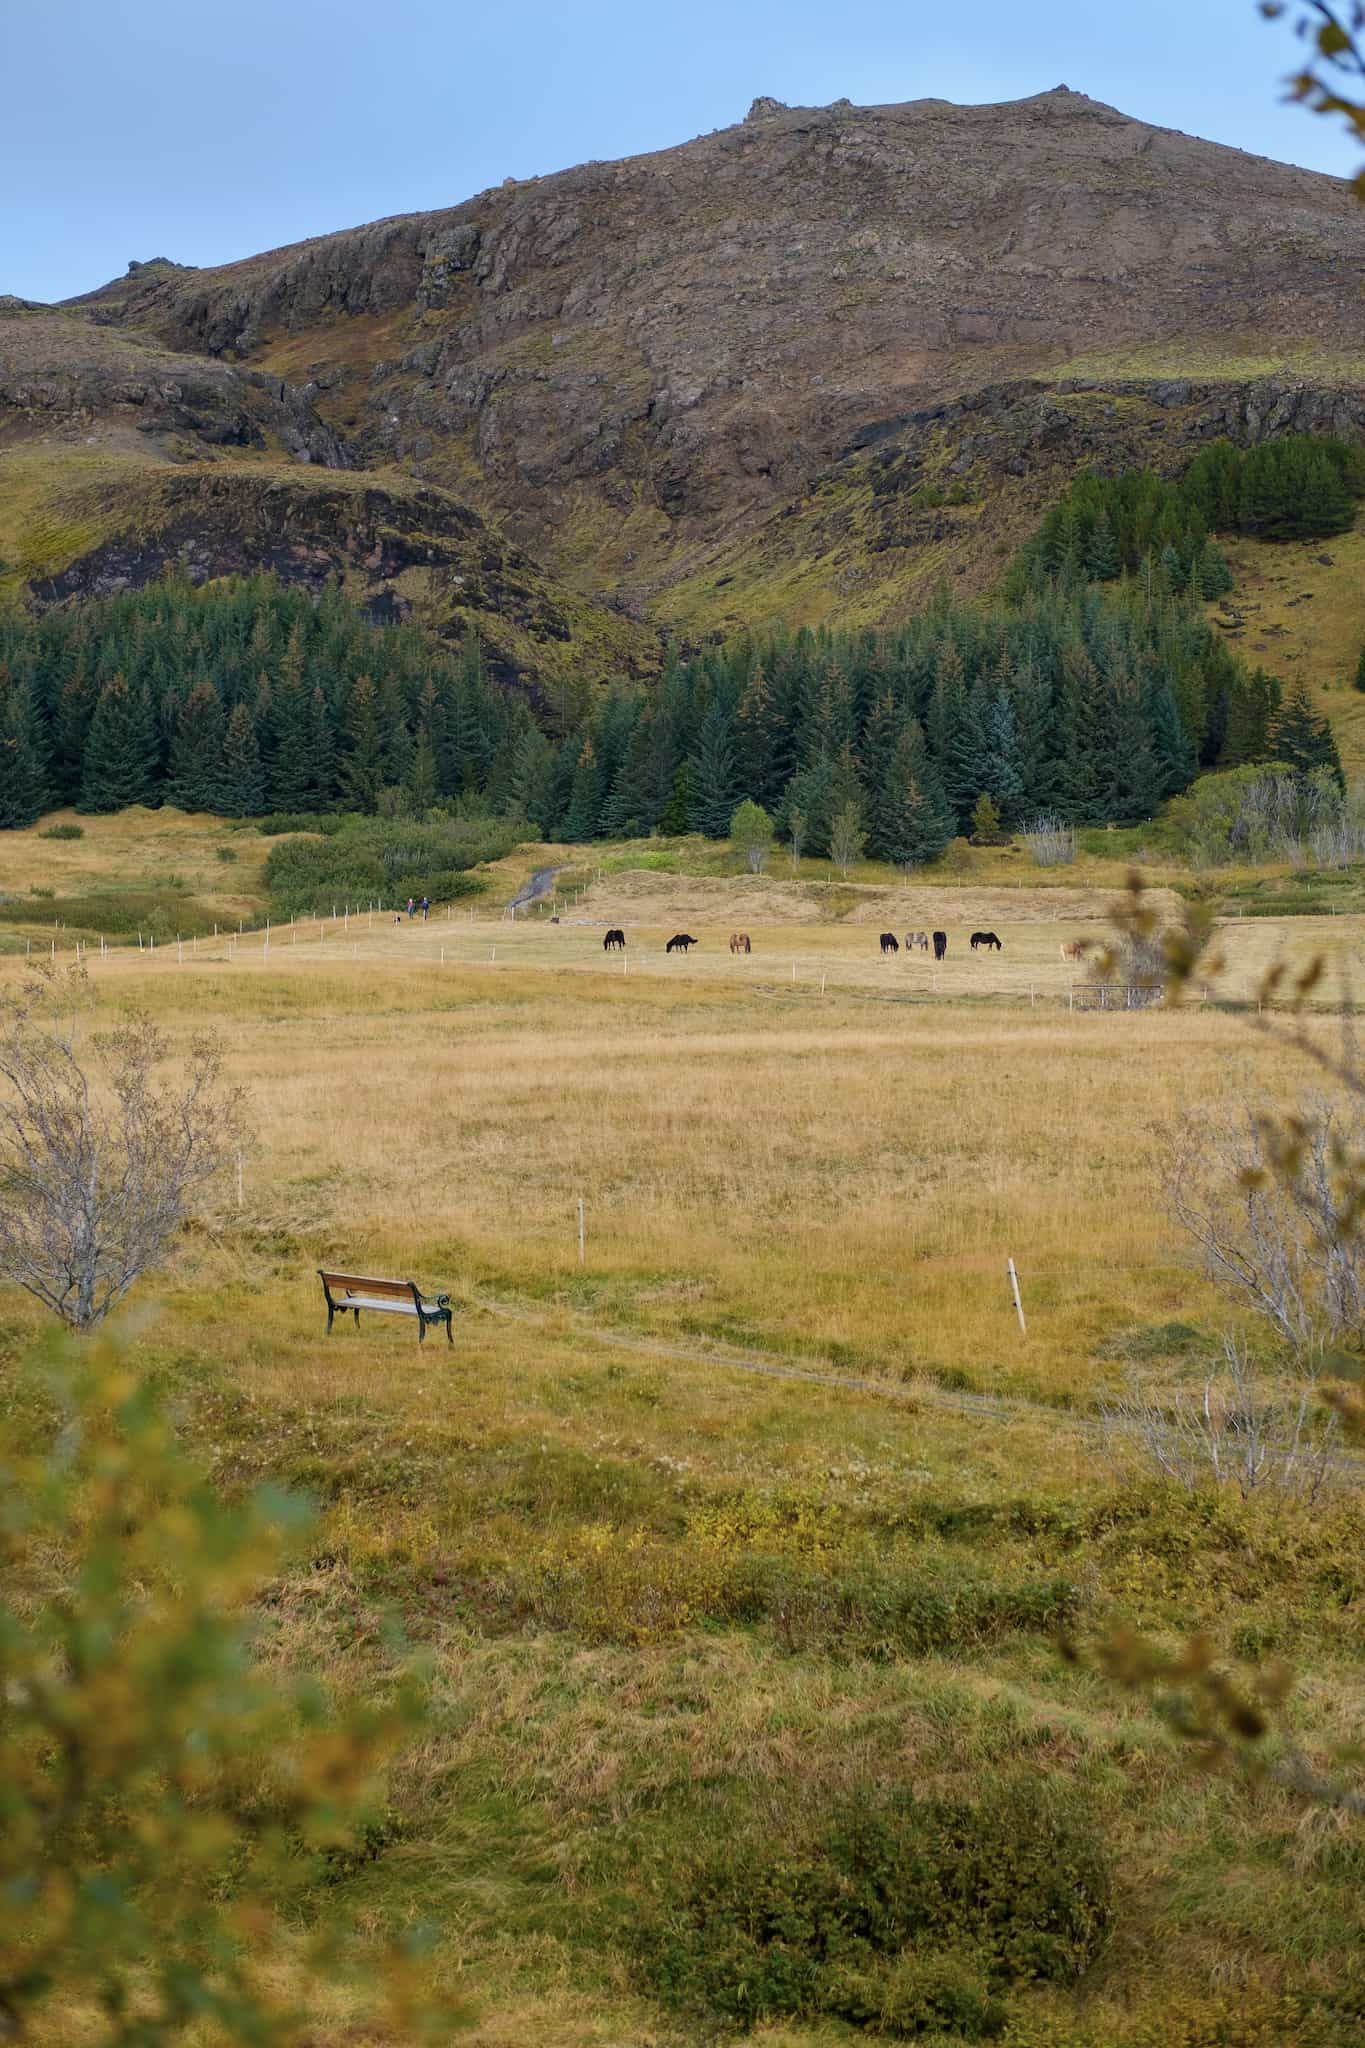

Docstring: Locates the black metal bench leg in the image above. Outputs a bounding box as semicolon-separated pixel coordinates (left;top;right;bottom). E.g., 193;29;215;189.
353;1307;360;1327
444;1310;453;1345
418;1317;426;1344
326;1302;335;1334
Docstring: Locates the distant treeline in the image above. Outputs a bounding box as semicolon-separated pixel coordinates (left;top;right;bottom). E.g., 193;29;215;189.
1010;434;1365;597
0;523;1342;858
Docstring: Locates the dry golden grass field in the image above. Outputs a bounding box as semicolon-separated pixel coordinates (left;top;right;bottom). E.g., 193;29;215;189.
3;866;1363;2046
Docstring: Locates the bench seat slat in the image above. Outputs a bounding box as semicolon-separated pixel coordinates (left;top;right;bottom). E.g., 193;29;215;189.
339;1294;421;1315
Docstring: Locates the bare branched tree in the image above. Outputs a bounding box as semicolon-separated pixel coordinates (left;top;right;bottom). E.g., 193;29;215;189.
0;966;248;1330
1165;1097;1365;1352
1100;1335;1342;1502
1021;812;1077;868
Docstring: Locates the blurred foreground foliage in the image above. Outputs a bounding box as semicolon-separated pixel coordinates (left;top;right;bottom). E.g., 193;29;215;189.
0;1335;454;2044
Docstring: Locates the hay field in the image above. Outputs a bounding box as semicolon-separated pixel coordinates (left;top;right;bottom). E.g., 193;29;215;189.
2;928;1362;2046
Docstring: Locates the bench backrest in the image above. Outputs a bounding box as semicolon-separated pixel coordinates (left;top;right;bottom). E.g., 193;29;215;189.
319;1271;419;1303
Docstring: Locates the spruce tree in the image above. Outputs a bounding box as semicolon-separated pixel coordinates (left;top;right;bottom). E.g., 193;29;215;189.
406;734;439;817
661;761;693;836
53;662;97;805
78;673;161;814
508;726;556;833
307;687;337;809
1084;510;1121;582
166;680;227;811
1354;642;1365;695
0;669;47;829
338;675;385;813
1272;682;1344;791
563;737;603;841
219;703;265;817
872;720;951;868
690;696;739;838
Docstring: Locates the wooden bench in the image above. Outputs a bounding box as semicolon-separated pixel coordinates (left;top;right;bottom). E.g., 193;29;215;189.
317;1270;453;1344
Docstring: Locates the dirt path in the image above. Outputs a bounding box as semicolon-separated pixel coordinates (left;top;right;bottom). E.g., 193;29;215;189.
506;865;566;912
473;1292;1365;1472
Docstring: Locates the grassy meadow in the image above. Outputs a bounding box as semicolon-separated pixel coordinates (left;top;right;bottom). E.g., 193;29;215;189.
2;873;1362;2045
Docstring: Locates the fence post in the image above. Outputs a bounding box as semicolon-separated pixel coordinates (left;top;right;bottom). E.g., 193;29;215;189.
577;1196;585;1265
1007;1258;1027;1336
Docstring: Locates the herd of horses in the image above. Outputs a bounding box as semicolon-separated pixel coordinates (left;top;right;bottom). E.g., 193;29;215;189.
600;928;1005;957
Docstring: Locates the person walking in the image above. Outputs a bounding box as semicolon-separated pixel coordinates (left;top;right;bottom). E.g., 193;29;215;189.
420;895;430;921
406;897;415;920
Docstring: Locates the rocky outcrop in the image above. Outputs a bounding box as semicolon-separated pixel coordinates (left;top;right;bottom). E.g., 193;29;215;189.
0;309;348;465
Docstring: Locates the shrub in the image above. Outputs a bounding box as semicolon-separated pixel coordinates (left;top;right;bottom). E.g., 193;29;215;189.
215;844;238;863
634;1777;1110;2033
263;816;517;919
38;822;84;841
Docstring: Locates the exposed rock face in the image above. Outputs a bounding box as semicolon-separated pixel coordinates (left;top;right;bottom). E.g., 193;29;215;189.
0;309;347;465
61;86;1365;603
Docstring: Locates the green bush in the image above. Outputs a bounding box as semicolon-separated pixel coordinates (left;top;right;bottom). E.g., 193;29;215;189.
635;1777;1110;2034
263;816;518;919
39;822;84;841
215;844;238;863
257;810;345;836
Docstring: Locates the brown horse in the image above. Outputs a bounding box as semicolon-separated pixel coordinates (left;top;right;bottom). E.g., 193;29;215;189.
1060;940;1085;963
729;932;751;954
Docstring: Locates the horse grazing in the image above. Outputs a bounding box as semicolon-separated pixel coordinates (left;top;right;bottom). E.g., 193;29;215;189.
1060;940;1085;963
879;932;900;955
729;932;751;954
970;931;1002;952
932;931;948;961
906;931;929;952
666;933;697;953
603;928;626;951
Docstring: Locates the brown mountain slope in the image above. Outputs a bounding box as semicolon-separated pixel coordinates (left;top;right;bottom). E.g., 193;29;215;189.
64;85;1365;606
0;303;661;686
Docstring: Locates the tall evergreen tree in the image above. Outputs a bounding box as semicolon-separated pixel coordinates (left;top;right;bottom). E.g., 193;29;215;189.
871;719;952;868
338;675;385;813
563;737;603;841
1272;682;1344;791
78;673;160;814
0;668;47;829
690;695;739;838
166;679;227;812
219;703;265;817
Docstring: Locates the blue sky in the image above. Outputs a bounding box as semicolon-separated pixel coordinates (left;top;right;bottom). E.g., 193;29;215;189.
2;0;1356;304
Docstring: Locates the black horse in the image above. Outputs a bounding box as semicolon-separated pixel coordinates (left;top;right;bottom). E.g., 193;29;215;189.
932;931;948;961
969;931;1002;952
666;933;698;953
603;928;626;951
879;932;900;955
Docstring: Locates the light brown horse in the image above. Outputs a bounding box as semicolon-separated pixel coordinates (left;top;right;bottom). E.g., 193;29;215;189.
729;932;751;954
1060;940;1085;963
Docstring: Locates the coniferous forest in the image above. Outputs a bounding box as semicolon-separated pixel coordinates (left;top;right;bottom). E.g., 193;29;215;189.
0;437;1352;852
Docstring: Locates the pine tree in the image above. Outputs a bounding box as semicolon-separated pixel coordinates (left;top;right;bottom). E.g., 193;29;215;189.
0;668;47;829
871;720;951;868
508;726;556;834
690;696;739;838
78;673;161;814
307;687;337;809
661;762;693;836
406;734;439;817
563;737;603;841
219;703;265;817
1146;681;1197;798
1084;510;1121;582
1272;682;1344;791
338;675;385;813
53;662;97;805
166;680;227;812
